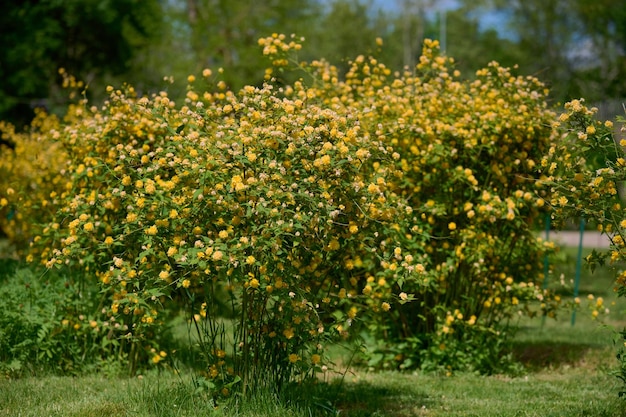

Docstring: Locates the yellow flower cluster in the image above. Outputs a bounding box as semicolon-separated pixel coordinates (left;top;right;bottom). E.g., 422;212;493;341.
0;110;68;253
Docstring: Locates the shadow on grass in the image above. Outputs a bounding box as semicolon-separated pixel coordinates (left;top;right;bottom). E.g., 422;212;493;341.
512;340;600;370
280;376;435;417
333;381;434;417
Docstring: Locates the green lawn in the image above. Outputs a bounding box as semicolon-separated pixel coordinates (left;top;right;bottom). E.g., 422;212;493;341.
1;246;626;416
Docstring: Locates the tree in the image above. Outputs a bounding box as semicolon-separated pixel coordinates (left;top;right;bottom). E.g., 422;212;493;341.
571;0;626;101
181;0;322;90
0;0;163;127
306;0;396;72
456;0;626;103
443;8;528;75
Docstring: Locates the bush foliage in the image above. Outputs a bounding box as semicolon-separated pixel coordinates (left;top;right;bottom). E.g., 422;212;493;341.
0;34;611;393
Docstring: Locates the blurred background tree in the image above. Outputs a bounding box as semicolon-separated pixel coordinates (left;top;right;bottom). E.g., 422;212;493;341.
0;0;163;128
455;0;626;105
1;0;624;128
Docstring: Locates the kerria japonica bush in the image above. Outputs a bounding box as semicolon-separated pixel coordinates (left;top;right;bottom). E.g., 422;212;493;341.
540;99;626;395
0;34;587;390
267;35;568;373
12;38;421;395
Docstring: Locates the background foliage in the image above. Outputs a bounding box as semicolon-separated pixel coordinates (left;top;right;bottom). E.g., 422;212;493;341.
1;0;624;129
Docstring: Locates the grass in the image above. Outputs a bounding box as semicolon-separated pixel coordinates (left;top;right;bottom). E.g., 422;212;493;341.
1;246;626;416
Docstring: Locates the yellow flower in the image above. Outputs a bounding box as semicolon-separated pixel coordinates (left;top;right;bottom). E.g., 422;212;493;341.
313;154;331;168
145;225;158;235
145;181;156;194
182;279;191;288
246;255;256;265
212;250;224;261
327;239;340;251
283;328;294;339
159;270;170;280
289;353;299;363
448;222;456;231
381;302;391;311
367;183;380;193
104;236;114;245
83;222;94;232
311;354;321;365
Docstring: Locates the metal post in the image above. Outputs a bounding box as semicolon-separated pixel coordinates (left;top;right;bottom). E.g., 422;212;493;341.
571;218;586;326
541;214;550;328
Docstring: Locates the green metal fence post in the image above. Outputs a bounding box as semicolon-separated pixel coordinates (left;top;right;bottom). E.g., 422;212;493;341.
571;218;586;326
541;214;551;328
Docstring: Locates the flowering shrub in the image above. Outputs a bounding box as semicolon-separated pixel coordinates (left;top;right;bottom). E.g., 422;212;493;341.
540;99;626;394
276;37;564;373
18;36;423;394
1;34;586;387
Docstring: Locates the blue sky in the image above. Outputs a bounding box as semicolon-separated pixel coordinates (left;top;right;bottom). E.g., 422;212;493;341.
369;0;514;39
